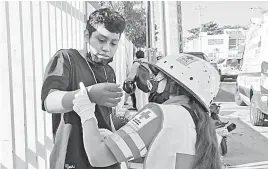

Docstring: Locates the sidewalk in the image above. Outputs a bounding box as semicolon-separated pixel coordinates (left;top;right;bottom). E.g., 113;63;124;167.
116;96;138;120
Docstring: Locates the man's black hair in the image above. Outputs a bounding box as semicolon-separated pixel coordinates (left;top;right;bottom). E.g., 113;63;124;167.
136;50;144;59
86;8;126;38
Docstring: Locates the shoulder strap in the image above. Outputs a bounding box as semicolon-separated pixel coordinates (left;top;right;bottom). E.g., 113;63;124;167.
133;60;141;64
134;60;149;65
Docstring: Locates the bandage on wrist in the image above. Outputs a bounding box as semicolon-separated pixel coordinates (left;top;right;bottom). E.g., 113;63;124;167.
81;116;98;126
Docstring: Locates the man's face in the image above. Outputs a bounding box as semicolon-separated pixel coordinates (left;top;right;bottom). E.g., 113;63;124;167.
87;24;120;64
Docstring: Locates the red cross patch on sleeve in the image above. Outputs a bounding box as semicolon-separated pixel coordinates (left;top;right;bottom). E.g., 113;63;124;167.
128;109;158;131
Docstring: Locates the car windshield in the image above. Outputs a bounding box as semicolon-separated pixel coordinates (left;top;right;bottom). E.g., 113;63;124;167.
226;59;239;68
186;53;209;61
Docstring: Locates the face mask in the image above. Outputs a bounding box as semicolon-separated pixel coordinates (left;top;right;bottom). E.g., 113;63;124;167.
87;43;113;66
148;91;169;104
148;80;170;104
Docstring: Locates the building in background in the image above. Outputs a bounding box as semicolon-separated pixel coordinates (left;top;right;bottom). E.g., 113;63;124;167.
224;28;246;59
184;28;246;62
184;32;229;62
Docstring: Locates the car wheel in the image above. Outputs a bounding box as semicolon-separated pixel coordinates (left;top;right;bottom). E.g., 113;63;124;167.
250;94;265;126
235;86;247;106
220;76;224;82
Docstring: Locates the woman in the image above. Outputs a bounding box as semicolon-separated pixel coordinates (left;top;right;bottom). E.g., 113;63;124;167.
73;53;222;169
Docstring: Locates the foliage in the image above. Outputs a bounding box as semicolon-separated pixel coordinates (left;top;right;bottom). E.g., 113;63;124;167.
99;1;147;48
187;21;248;40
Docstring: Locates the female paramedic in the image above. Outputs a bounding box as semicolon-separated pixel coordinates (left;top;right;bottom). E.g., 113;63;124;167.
73;53;222;169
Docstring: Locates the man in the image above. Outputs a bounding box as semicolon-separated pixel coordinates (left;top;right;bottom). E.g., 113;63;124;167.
125;50;152;111
41;8;126;169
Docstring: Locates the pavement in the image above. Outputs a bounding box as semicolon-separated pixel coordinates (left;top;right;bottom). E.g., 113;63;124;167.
219;103;268;169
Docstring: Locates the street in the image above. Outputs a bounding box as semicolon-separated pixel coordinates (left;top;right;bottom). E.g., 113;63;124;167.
215;79;268;169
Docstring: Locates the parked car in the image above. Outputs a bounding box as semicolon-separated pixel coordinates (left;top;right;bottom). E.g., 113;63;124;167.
217;58;241;81
184;52;219;72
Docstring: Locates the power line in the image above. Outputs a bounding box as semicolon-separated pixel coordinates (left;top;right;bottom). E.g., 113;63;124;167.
249;7;259;18
194;5;206;51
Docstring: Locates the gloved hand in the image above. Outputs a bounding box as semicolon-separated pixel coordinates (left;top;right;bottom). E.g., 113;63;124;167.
87;83;123;107
99;128;113;140
73;82;97;125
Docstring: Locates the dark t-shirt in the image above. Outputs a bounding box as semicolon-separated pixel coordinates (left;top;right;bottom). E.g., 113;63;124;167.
41;49;120;169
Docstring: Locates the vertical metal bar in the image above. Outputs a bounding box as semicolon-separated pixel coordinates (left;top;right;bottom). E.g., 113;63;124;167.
5;2;16;168
30;1;39;168
18;1;29;167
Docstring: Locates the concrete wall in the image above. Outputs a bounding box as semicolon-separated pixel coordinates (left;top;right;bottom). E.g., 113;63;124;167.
153;1;183;56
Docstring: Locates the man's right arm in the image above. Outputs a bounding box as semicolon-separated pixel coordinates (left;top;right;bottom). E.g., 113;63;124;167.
41;50;74;113
44;89;79;113
44;85;93;113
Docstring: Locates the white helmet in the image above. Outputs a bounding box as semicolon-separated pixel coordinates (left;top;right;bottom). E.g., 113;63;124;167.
154;53;220;112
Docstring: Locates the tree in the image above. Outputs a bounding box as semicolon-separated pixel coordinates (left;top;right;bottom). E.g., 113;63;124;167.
187;21;221;40
99;1;147;48
187;21;248;40
259;7;268;14
187;27;200;40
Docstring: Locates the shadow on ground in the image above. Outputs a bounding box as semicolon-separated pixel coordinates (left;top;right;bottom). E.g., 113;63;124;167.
215;88;235;102
221;118;268;166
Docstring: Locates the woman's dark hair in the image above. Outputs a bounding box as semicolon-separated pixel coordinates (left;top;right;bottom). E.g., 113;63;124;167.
190;98;221;169
169;77;222;169
86;8;126;38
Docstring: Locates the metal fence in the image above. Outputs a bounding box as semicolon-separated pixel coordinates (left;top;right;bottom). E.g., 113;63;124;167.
0;1;134;169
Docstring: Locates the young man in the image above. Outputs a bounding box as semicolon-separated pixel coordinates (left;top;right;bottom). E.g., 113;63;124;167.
41;8;126;169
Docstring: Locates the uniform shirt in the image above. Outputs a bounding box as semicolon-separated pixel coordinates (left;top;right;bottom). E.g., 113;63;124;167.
41;49;119;169
104;101;197;169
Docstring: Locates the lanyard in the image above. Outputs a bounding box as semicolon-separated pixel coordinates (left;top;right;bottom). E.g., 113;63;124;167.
82;55;108;84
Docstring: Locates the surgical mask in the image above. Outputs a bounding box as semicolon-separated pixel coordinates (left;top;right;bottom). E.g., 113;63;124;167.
148;75;170;104
148;89;170;104
86;43;113;66
148;72;180;104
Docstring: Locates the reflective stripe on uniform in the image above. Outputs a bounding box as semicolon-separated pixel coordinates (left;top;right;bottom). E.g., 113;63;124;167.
105;103;163;164
128;162;144;169
104;133;133;162
120;125;147;158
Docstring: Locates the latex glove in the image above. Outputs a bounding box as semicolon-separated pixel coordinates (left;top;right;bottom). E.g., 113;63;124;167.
87;83;123;107
99;128;113;140
73;82;97;125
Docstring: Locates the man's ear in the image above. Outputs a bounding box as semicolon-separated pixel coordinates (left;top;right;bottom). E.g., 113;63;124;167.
84;29;90;43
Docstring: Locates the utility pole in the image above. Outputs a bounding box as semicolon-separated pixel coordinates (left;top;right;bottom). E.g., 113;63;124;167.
195;5;206;52
146;1;156;63
250;7;258;18
146;1;152;49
